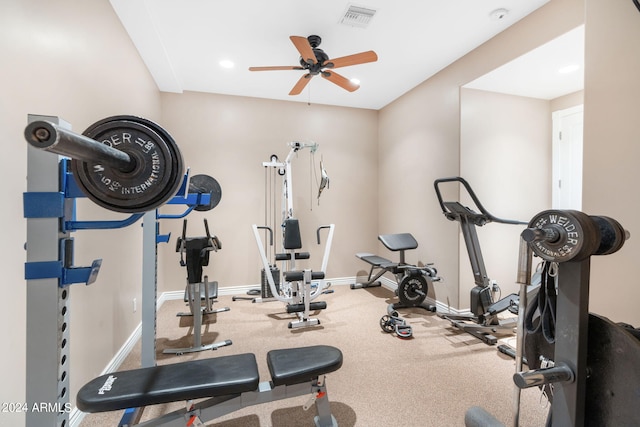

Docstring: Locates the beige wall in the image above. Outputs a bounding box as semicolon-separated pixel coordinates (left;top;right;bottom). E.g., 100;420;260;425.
459;88;552;306
378;0;585;308
1;0;161;423
583;0;640;324
157;92;378;292
551;90;584;112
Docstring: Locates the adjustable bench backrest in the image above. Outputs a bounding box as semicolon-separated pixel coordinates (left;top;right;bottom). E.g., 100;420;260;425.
276;218;310;261
181;237;214;285
378;233;418;265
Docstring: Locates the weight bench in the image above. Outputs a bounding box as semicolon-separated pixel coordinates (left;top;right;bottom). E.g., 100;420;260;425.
351;233;438;288
77;345;343;427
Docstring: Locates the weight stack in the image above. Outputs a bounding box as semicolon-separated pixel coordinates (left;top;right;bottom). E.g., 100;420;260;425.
261;266;280;298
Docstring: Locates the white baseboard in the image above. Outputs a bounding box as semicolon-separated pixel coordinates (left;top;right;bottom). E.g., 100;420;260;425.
70;324;143;427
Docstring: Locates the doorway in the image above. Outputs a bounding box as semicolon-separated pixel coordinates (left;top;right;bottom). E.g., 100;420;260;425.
552;104;583;209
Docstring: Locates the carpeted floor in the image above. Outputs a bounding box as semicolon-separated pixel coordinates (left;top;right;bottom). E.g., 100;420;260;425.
78;285;549;427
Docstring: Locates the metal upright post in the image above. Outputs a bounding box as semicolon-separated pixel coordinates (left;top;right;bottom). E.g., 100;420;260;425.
141;210;158;368
24;115;73;427
552;259;591;427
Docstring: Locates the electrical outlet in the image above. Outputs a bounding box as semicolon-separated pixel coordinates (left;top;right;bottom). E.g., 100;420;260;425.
133;298;137;313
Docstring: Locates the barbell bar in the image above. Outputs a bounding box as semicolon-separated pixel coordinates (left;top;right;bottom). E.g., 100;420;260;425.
25;120;134;172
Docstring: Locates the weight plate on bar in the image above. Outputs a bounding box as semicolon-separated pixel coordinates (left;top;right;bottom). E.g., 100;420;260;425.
71;116;184;213
590;215;627;256
526;210;599;262
188;174;222;211
398;274;428;306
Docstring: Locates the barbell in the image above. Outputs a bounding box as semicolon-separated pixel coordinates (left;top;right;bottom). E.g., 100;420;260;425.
25;116;185;213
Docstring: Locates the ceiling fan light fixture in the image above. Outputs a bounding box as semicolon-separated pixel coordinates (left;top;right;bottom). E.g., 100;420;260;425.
340;4;377;28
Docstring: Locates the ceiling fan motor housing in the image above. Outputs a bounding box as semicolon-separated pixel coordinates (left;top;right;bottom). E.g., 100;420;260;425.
299;48;329;73
307;35;322;48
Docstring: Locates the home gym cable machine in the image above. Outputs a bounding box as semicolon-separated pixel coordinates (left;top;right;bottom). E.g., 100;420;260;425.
251;141;335;328
465;209;640;427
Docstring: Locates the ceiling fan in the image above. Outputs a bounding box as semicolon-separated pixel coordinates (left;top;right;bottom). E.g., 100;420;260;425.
248;35;378;95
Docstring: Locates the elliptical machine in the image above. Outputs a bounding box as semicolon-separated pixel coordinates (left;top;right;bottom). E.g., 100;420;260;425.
434;177;530;345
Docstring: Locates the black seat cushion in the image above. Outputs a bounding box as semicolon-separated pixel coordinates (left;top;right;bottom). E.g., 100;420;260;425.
378;233;418;252
356;253;394;267
267;345;343;387
77;353;259;413
283;271;325;282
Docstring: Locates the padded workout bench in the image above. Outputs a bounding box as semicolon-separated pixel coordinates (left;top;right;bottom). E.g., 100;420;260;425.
351;233;438;290
77;345;343;427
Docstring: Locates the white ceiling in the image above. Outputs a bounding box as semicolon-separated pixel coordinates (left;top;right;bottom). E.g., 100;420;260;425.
110;0;583;110
465;25;584;99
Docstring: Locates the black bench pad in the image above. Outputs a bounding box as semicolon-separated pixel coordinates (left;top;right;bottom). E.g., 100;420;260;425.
77;353;259;413
356;252;395;268
275;252;310;261
378;233;418;251
283;270;325;282
267;345;343;387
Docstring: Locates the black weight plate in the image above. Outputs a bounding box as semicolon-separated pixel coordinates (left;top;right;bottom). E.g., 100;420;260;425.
71;116;184;213
188;174;222;211
397;274;428;307
526;210;599;262
526;313;640;425
590;216;627;256
584;313;640;426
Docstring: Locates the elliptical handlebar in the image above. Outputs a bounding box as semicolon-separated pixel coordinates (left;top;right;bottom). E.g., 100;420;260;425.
433;176;526;226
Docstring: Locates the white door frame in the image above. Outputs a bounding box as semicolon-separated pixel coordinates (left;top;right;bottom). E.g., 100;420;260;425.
552;104;584;209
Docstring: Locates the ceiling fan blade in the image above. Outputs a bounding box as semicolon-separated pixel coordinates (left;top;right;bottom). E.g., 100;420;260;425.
290;36;317;65
325;51;378;69
289;74;313;95
321;70;359;92
249;66;304;71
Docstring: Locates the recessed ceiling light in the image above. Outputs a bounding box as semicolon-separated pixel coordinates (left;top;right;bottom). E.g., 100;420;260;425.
219;59;235;69
558;64;580;74
490;8;510;20
350;78;361;85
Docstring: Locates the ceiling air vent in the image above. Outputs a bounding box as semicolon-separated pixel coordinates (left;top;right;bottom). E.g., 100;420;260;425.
339;4;377;28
